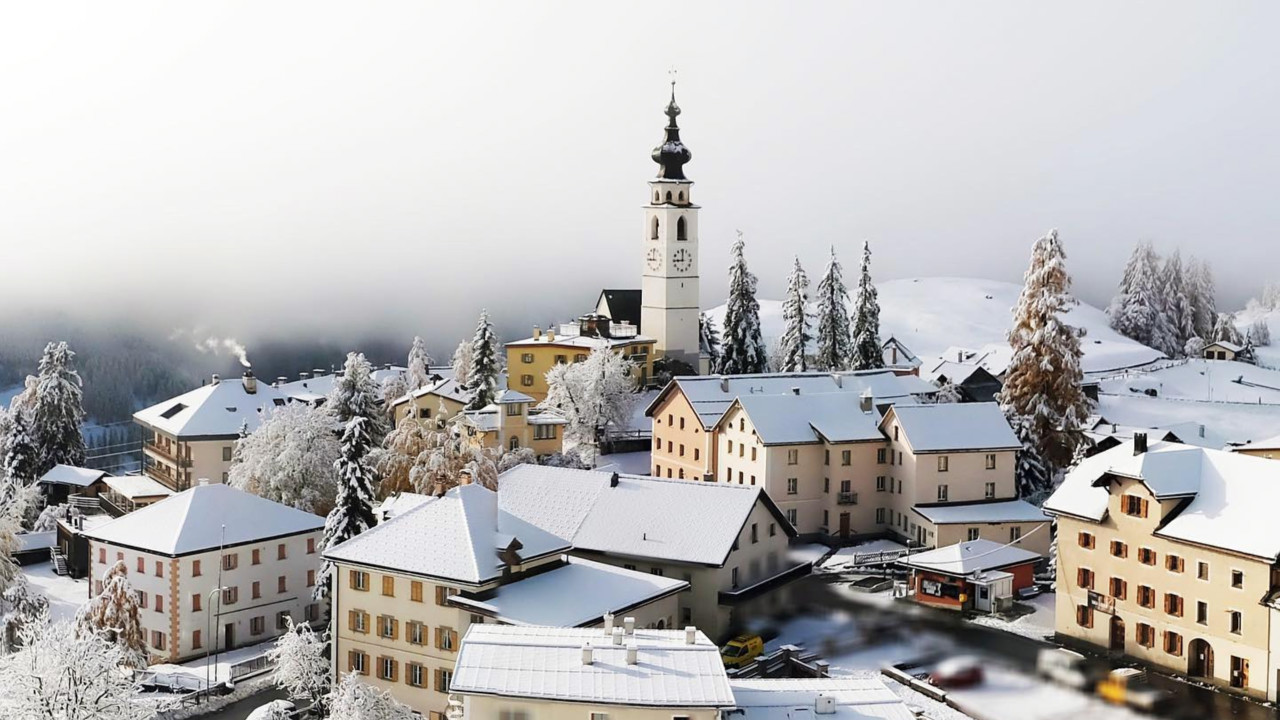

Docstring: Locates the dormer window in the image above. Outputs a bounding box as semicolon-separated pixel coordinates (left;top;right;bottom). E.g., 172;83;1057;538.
1122;495;1149;518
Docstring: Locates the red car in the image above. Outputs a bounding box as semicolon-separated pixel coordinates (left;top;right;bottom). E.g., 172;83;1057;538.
929;656;985;689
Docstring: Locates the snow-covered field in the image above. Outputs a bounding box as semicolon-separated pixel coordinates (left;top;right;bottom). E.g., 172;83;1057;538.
1100;359;1280;405
707;276;1162;374
21;561;88;622
1096;393;1280;448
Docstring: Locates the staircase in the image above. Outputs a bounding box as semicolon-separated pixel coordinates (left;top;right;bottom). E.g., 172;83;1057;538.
51;550;68;576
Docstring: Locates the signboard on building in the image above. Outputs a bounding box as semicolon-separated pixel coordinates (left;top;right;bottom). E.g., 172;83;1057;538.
1088;591;1115;614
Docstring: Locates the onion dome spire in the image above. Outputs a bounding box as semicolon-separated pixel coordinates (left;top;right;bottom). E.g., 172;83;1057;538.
652;79;692;180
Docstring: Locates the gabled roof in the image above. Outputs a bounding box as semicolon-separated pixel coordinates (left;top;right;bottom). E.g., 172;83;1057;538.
1205;340;1244;353
392;376;479;408
496;389;535;404
499;466;795;567
596;289;643;329
880;336;921;370
1239;432;1280;452
275;366;408;403
1045;440;1280;560
899;538;1041;575
881;403;1019;453
38;464;107;488
324;483;569;584
134;377;286;438
717;393;884;446
729;678;916;720
102;475;173;500
912;499;1048;525
82;483;323;556
451;625;734;707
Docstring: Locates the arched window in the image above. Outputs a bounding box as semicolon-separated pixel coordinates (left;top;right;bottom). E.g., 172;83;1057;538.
678;191;685;203
651;217;660;240
676;216;687;241
654;191;660;203
665;191;672;203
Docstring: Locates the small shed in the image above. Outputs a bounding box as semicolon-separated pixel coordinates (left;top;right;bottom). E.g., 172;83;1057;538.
1203;341;1243;361
37;464;108;506
899;539;1040;612
101;475;174;514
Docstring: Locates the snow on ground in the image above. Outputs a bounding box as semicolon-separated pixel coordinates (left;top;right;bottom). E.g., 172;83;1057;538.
594;451;652;475
948;665;1148;720
1100;359;1280;405
969;592;1056;641
149;638;276;689
1096;393;1280;448
787;542;832;566
707;276;1163;374
21;561;89;622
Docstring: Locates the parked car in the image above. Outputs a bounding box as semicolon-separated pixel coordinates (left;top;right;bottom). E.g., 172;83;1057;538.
720;634;765;668
247;699;297;720
928;655;984;689
1097;668;1169;713
1036;648;1091;690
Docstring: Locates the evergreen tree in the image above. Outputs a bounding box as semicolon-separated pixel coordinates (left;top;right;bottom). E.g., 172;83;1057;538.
77;560;148;668
698;313;721;371
31;342;85;476
1107;241;1162;348
813;246;853;371
998;230;1091;497
1189;257;1218;340
716;232;767;375
850;241;885;371
467;310;500;410
327;352;388;444
3;409;39;487
1160;250;1196;357
1213;312;1245;345
778;257;811;372
407;336;434;390
315;417;378;603
451;339;474;388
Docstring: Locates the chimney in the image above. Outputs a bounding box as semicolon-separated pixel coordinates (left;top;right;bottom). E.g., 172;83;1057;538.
546;328;555;342
957;350;964;362
313;368;326;377
859;389;873;413
623;617;635;635
211;373;221;385
603;613;614;635
1199;424;1206;438
299;371;310;381
276;376;287;387
612;627;624;645
459;468;474;486
815;694;837;715
684;626;697;645
533;325;542;339
832;374;842;388
791;387;800;396
720;378;730;392
242;369;258;394
384;363;393;371
581;644;594;665
610;472;620;488
625;643;638;666
1134;432;1148;455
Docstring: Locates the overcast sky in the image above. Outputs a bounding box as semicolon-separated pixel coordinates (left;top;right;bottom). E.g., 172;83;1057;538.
2;2;1277;348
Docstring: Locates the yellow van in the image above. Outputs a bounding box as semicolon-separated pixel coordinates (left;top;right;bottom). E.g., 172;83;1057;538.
720;635;765;668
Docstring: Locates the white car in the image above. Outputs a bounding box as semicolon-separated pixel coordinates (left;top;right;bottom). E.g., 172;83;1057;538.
246;699;297;720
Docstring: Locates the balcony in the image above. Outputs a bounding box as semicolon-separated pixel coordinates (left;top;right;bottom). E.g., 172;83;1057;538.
143;441;190;468
837;491;858;506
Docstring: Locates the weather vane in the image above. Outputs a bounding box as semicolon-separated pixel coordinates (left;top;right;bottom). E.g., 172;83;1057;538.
668;67;678;89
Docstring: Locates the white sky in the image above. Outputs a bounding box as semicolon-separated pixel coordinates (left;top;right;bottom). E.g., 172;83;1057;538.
2;1;1277;344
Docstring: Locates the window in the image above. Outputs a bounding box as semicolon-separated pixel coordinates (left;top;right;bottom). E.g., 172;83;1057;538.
98;548;106;564
985;453;996;470
222;586;238;605
1138;547;1157;566
307;537;316;554
1164;593;1183;617
155;561;164;577
679;444;685;457
534;424;556;440
410;581;423;602
676;216;687;241
967;528;980;541
1137;585;1155;608
278;576;287;593
1078;532;1095;549
1165;555;1184;573
750;523;758;544
251;616;265;636
520;374;534;387
521;353;534;364
350;610;369;634
436;586;457;606
351;570;369;591
307;569;315;587
306;604;319;622
222;446;233;462
984;482;995;499
893;426;899;441
1122;495;1149;518
252;581;261;600
252;548;261;566
786;478;798;495
1076;568;1095;590
1197;601;1208;625
937;455;949;472
436;626;458;651
382;576;395;597
276;543;287;561
1232;569;1244;588
787;449;799;465
137;557;144;573
1075;604;1093;628
379;615;398;639
554;354;567;365
192;593;202;612
822;510;829;527
378;656;397;681
154;594;164;612
223;553;238;571
679;417;685;429
1230;611;1243;634
349;651;368;675
193;629;202;649
1136;623;1155;648
408;662;426;688
1110;540;1128;558
739;418;745;431
151;630;166;650
408;621;426;645
875;476;886;492
506;402;522;417
590;714;609;720
876;508;886;524
877;448;886;464
277;611;291;630
1109;577;1127;600
841;450;851;466
824;478;830;493
731;567;740;588
1163;631;1183;656
1197;561;1209;581
787;508;797;526
937;484;948;501
437;668;453;693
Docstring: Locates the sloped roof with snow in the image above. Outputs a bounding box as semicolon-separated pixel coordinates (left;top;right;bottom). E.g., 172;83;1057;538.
275;366;409;402
451;625;734;707
102;475;173;500
82;483;323;556
912;499;1048;525
496;389;535;404
134;377;286;438
900;538;1042;575
39;464;107;487
729;678;916;720
499;465;792;566
324;483;569;584
1045;440;1280;560
884;403;1019;452
726;393;883;445
451;557;687;627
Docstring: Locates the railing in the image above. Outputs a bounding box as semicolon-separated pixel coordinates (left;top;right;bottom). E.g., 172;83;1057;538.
143;441;191;467
229;654;274;681
837;491;858;505
68;494;104;514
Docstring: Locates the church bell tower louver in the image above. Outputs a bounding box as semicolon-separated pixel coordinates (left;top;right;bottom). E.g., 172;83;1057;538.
640;82;701;372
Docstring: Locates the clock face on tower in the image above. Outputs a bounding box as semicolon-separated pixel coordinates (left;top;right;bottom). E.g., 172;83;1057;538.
646;247;663;272
672;248;693;272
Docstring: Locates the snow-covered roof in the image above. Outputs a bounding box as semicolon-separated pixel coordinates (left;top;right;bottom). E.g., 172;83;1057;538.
392;375;500;407
376;491;433;521
496;389;535;404
459;406;501;432
1044;440;1280;560
1239;432;1280;452
899;539;1042;575
275;366;409;402
880;336;922;370
133;376;286;438
912;499;1048;525
324;483;569;585
450;625;734;708
1085;417;1211;448
729;678;916;720
1205;341;1244;353
923;360;991;386
649;371;923;430
450;557;687;627
724;393;884;445
883;403;1019;453
82;483;323;556
102;475;174;500
38;464;107;488
499;465;793;567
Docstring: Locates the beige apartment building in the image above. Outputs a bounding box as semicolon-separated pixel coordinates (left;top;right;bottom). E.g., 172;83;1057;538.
454;390;566;456
134;371;285;491
322;483;687;715
390;377;475;431
81;483;325;664
498;465;810;640
1045;437;1280;700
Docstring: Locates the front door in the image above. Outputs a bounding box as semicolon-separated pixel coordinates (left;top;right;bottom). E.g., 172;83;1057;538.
1231;656;1248;689
1109;615;1125;652
838;513;851;538
1189;639;1214;678
224;622;235;651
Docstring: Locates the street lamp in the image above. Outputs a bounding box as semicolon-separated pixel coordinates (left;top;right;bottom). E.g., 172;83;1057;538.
204;586;228;698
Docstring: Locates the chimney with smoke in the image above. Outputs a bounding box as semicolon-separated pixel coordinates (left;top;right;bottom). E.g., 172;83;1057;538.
242;369;257;395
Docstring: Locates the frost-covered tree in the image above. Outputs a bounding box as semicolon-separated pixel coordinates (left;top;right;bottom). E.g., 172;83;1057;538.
1188;257;1218;340
414;431;502;495
1107;241;1162;349
698;312;721;372
408;336;434;389
539;448;593;469
31;504;77;534
998;230;1091;495
779;257;811;373
0;478;36;596
1009;413;1053;502
229;403;340;515
77;561;147;668
30;342;85;476
379;373;410;416
327;672;417;720
930;382;964;405
1183;336;1207;358
1263;282;1280;311
1158;250;1196;357
451;339;474;388
467;311;501;410
717;232;767;375
316;417;379;603
496;447;538;473
1;581;49;653
328;352;389;444
1249;318;1272;347
1213;312;1245;345
540;344;636;464
2;409;38;489
269;617;330;711
375;420;432;498
850;241;885;371
0;619;154;720
813;246;853;371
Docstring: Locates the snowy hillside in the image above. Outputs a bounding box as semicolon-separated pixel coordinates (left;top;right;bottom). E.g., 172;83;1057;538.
1100;359;1280;405
706;277;1163;374
1233;302;1280;368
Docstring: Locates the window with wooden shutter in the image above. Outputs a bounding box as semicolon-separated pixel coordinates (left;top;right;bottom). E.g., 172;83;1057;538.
382;575;395;597
1076;604;1093;628
1110;540;1127;558
411;581;423;602
1109;577;1127;600
1076;568;1094;590
434;667;444;692
1164;631;1183;656
1078;532;1094;549
1165;593;1183;617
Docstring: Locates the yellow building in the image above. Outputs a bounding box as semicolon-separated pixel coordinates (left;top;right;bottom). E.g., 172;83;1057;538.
506;315;656;402
1233;433;1280;460
1045;436;1280;701
454;390;566;456
389;377;474;431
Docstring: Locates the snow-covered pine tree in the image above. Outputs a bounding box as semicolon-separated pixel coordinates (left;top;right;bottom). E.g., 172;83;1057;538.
716;232;767;375
315;417;379;603
31;342;85;476
778;257;811;372
467;310;500;410
1187;257;1218;341
813;246;853;371
451;339;474;388
850;241;885;371
1212;312;1245;345
1107;241;1161;348
77;560;148;668
408;336;434;389
1159;250;1196;357
0;580;49;653
698;313;721;371
1264;282;1280;310
1251;318;1273;346
327;352;389;444
997;230;1091;497
2;409;39;487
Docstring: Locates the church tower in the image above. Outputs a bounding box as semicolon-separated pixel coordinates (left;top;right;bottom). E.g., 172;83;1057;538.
641;83;701;372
